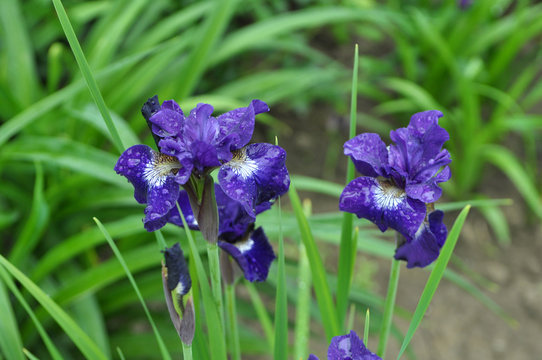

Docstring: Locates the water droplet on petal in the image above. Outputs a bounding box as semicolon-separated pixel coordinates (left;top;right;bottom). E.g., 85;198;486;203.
128;158;140;167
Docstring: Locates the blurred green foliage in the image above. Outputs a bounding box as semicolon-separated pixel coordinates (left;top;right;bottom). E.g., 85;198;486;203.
0;0;539;358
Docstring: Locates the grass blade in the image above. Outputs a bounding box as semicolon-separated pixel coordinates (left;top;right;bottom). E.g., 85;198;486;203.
289;184;339;340
93;217;172;360
245;282;274;350
481;145;542;219
336;44;359;330
0;266;63;360
175;0;238;99
293;242;311;360
8;162;49;267
376;258;401;358
274;196;288;360
0;255;108;360
0;278;24;360
51;0;125;154
396;205;471;359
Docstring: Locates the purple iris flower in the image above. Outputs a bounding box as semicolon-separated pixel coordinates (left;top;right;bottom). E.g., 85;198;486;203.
308;330;381;360
339;110;451;268
115;97;289;231
168;185;275;282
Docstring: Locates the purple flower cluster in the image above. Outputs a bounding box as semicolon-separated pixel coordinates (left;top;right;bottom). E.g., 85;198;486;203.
115;96;289;282
115;96;289;231
308;331;381;360
339;111;451;268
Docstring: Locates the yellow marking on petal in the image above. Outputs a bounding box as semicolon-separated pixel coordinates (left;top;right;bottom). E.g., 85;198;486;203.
374;180;406;210
143;152;181;187
226;148;258;179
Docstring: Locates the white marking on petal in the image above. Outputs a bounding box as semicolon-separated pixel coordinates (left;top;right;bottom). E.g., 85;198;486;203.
236;238;254;253
143;152;181;187
174;282;185;297
226;148;258;179
373;180;406;210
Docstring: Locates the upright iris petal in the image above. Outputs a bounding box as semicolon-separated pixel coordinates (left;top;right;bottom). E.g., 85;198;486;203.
114;144;181;231
340;110;451;268
308;330;381;360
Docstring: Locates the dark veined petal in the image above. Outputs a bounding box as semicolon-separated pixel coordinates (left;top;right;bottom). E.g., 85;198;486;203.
344;133;389;177
307;355;319;360
339;177;426;239
163;243;191;296
218;143;289;218
394;210;447;268
115;144;156;204
216;99;269;161
327;331;381;360
218;227;275;282
149;99;184;137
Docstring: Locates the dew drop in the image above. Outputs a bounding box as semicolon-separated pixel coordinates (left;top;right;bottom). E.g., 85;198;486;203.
127;158;140;167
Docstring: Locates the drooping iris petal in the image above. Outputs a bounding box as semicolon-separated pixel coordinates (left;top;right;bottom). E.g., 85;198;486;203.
115;144;182;232
215;185;255;242
344;133;389;177
144;177;181;231
163;243;191;296
218;227;275;282
339;177;426;238
394;210;447;268
216;99;269;161
218;143;289;217
166;191;199;230
308;330;381;360
114;144;155;204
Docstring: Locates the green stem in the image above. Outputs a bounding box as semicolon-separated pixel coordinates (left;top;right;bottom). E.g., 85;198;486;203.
377;258;401;358
225;283;241;360
274;196;288;360
207;242;225;331
182;344;192;360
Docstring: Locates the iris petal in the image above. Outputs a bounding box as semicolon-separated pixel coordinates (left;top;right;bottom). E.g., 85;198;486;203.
114;144;155;204
339;177;426;238
394;210;447;268
149;99;184;137
344;133;389;177
218;227;275;282
144;177;180;231
328;331;381;360
217;99;269;161
218;143;289;217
